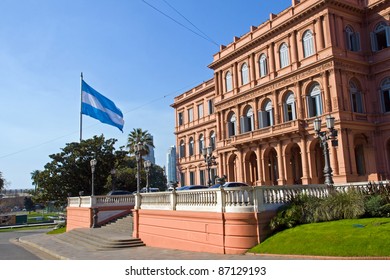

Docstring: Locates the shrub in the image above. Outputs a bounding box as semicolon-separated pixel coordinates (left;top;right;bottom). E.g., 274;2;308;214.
364;195;385;217
323;190;365;220
270;190;365;232
379;204;390;217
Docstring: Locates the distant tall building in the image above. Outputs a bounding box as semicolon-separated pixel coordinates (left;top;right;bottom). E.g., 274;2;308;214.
144;136;155;164
166;146;177;184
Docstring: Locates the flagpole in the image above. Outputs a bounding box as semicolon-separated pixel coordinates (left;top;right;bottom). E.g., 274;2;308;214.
80;72;83;142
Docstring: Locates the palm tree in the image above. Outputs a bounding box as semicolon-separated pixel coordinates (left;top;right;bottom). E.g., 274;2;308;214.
126;128;154;157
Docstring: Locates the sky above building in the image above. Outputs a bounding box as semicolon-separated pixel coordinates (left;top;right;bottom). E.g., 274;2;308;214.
0;0;291;189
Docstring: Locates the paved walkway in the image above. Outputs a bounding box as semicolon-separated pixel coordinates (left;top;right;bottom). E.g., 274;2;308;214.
17;231;304;260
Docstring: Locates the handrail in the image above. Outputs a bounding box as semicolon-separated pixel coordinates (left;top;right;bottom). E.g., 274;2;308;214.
67;181;390;213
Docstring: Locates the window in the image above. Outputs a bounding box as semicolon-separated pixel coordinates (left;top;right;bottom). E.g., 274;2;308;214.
240;107;254;133
345;26;361;52
307;83;323;117
208;99;214;114
198;134;204;154
188;137;194;156
259;54;268;77
199;170;205;185
210;131;216;150
303;30;315;58
225;71;233;92
350;81;364;113
241;63;249;85
371;22;390;52
380;78;390;112
258;99;274;128
355;145;366;176
188;108;193;122
189;171;195;185
179;140;185;158
283;92;296;121
180;172;185;187
178;112;183;125
279;43;289;68
197;103;204;119
228;113;237;137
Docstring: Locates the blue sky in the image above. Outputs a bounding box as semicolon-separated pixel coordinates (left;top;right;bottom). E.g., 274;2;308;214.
0;0;291;189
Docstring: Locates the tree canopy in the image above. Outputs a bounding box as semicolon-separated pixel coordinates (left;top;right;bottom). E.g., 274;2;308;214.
32;134;167;206
32;135;128;206
0;172;4;192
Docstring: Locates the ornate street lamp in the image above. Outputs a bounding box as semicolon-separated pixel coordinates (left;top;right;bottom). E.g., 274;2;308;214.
313;115;338;186
90;158;98;228
144;160;152;192
134;142;143;194
90;159;97;196
202;146;217;187
110;168;116;191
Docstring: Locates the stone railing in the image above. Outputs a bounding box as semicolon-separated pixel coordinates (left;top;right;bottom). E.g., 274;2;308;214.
67;194;135;208
67;181;390;213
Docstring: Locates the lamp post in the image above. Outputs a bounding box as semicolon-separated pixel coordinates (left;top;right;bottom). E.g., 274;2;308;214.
90;158;98;228
110;168;116;191
134;142;142;194
90;159;97;196
144;160;152;192
202;146;217;187
313;115;338;186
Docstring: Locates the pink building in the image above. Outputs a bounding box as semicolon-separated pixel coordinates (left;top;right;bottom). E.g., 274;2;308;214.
172;0;390;187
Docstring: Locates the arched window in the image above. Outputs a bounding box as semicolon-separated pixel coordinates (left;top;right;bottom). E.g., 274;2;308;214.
380;78;390;112
179;140;185;158
259;54;268;77
188;137;194;156
227;113;237;137
210;131;216;150
345;25;361;52
283;92;296;121
307;83;323;117
198;134;204;154
279;43;289;68
225;71;233;92
240;107;254;133
303;30;315;58
258;99;274;128
241;63;249;85
371;22;390;52
350;81;364;113
355;144;366;176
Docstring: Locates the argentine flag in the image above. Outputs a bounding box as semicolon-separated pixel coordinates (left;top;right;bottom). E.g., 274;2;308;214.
81;80;124;132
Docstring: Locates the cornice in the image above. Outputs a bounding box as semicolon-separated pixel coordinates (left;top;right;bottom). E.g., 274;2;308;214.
215;58;335;111
208;0;366;70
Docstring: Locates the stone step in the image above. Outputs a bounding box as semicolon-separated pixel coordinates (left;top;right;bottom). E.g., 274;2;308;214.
58;213;144;250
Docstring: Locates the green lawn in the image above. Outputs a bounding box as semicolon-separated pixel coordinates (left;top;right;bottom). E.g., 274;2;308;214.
249;218;390;257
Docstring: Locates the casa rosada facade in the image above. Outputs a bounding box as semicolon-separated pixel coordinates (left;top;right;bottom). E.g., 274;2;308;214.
171;0;390;187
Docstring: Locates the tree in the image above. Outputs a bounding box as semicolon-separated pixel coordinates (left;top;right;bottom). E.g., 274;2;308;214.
24;197;35;213
33;135;128;206
126;128;154;157
0;172;4;192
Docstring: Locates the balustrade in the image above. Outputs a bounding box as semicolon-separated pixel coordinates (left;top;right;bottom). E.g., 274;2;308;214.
67;181;390;213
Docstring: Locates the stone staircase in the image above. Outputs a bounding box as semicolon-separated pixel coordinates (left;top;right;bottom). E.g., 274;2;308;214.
56;213;144;251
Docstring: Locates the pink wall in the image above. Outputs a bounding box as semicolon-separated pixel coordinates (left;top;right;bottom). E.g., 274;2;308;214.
133;209;276;254
66;206;133;232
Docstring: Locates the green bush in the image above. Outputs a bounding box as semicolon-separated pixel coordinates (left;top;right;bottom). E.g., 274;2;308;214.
270;190;365;232
364;195;385;217
323;190;365;220
379;204;390;217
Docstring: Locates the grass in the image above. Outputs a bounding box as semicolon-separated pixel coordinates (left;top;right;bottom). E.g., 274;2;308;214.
46;227;66;235
249;218;390;257
0;225;55;232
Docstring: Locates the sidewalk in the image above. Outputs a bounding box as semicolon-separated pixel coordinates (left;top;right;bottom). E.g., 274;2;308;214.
18;232;298;260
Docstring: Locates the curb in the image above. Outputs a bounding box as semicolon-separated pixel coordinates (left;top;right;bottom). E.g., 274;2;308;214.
245;252;390;260
17;237;69;260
